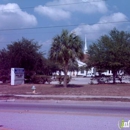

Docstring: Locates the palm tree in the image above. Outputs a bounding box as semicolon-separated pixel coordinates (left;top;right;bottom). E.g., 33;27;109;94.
49;30;84;87
68;61;79;76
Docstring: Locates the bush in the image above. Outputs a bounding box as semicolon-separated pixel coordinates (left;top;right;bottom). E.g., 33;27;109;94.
24;71;36;83
0;75;10;83
56;75;72;84
32;75;52;84
0;69;10;83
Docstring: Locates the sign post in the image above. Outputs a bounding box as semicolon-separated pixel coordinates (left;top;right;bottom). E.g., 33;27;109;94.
11;68;24;85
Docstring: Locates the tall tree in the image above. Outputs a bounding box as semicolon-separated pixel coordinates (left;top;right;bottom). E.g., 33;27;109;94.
7;37;45;72
88;28;130;83
49;30;84;87
68;61;79;73
0;49;10;70
0;48;10;75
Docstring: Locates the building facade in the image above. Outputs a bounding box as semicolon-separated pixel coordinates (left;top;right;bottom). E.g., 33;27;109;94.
55;36;121;77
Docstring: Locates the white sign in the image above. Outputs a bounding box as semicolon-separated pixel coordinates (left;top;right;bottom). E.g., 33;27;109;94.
11;68;24;85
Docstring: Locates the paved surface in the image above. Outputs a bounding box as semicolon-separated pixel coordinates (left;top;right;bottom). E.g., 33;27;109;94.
51;76;130;85
0;101;130;130
69;77;92;84
51;77;91;85
0;112;129;130
0;77;129;130
14;95;130;99
0;101;130;115
0;94;130;101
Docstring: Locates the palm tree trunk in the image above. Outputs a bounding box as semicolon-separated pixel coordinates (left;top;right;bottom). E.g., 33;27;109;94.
64;65;68;87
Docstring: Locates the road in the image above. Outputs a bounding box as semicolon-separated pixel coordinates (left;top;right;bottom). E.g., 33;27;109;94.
0;101;130;115
0;101;130;130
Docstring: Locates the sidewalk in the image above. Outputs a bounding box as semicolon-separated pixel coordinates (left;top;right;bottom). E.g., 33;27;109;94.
0;94;130;101
15;94;130;99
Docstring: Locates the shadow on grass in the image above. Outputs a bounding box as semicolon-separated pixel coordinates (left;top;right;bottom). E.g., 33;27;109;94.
96;82;128;85
54;84;84;88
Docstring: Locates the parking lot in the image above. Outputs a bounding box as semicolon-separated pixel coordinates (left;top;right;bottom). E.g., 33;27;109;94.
51;76;130;85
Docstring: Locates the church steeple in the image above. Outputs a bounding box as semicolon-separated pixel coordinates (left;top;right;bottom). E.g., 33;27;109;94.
84;35;88;54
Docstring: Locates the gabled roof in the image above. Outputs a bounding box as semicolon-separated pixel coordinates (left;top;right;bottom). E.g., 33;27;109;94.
76;54;89;67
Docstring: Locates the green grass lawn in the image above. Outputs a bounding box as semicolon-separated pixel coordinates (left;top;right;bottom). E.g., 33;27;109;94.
0;83;130;96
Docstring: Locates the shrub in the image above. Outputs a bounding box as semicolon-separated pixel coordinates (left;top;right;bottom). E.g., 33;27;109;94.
32;75;52;84
0;69;10;83
0;75;10;83
24;71;36;83
56;75;72;84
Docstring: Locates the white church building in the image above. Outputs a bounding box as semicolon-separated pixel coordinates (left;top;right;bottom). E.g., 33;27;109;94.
76;36;95;77
55;36;96;77
55;36;123;77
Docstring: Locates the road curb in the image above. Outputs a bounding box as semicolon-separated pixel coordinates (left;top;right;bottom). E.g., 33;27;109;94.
0;94;130;102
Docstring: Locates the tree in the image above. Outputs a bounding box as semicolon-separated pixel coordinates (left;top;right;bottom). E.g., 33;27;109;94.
68;61;79;73
7;37;45;72
42;60;60;76
88;28;130;83
49;30;84;87
0;48;10;71
0;49;10;82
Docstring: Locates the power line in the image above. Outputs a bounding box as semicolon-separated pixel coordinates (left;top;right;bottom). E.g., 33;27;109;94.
0;20;129;32
42;0;107;7
0;40;94;44
0;0;107;11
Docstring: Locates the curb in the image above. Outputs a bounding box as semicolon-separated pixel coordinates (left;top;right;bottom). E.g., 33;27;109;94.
0;94;130;102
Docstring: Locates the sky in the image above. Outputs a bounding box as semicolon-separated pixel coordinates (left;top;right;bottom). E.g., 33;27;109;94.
0;0;130;55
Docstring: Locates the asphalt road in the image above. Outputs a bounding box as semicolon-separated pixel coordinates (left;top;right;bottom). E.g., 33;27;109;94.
0;101;130;116
0;101;130;130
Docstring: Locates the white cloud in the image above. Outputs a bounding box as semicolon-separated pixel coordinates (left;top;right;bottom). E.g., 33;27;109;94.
73;12;128;40
47;0;108;13
0;3;37;29
40;39;52;47
35;0;108;21
99;12;127;23
34;5;70;20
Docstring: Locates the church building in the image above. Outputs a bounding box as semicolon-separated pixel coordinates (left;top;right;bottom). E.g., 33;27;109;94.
55;35;123;77
68;36;114;77
76;36;95;77
56;36;95;77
